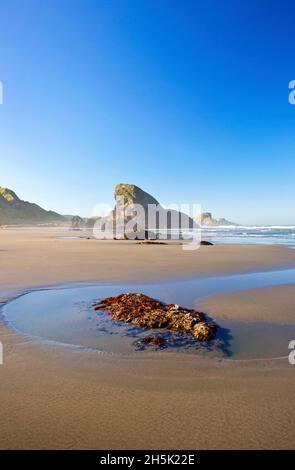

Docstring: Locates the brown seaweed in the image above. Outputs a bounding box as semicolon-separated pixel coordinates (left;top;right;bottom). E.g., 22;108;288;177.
93;293;217;341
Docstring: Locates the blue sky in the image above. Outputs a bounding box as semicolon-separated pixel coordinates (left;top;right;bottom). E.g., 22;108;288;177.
0;0;294;224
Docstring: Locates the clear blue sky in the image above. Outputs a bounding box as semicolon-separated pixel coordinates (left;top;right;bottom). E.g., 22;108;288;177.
0;0;294;224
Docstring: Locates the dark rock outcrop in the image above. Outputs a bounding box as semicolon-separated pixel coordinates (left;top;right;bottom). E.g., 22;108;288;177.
137;240;168;245
93;293;217;341
135;334;166;349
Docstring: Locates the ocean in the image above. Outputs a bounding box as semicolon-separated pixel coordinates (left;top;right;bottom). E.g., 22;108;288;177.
200;226;295;248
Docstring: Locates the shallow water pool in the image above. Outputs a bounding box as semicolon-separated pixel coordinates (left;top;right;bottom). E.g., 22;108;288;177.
2;268;295;360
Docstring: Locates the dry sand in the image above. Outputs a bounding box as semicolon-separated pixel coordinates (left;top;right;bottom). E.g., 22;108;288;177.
0;228;295;449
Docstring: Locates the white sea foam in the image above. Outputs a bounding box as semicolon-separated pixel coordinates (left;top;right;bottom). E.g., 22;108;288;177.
193;225;295;248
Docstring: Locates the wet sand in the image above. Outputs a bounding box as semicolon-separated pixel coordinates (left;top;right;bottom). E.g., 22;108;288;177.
0;228;295;449
1;228;295;292
201;284;295;324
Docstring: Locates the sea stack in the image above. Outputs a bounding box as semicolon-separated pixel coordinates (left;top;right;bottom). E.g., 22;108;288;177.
95;183;198;239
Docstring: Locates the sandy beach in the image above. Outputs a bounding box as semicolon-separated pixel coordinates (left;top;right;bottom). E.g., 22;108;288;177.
0;228;295;449
2;1;295;458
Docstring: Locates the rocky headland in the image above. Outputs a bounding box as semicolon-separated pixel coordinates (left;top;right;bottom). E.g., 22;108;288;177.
0;186;65;225
195;212;238;226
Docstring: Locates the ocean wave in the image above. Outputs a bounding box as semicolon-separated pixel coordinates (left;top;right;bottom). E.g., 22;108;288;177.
200;225;295;230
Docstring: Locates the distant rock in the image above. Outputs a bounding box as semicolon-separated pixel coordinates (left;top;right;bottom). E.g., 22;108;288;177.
0;186;65;225
195;212;238;227
200;240;214;246
71;215;84;229
95;183;197;239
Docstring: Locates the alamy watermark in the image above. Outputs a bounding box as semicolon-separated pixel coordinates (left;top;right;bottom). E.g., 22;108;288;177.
288;340;295;365
93;197;202;250
288;80;295;105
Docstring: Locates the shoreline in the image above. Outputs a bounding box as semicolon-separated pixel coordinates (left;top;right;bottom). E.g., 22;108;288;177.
2;277;295;365
0;229;295;449
2;267;295;356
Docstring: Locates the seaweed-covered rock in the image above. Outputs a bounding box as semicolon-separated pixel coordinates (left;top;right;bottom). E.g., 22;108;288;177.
93;293;217;341
193;322;216;341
